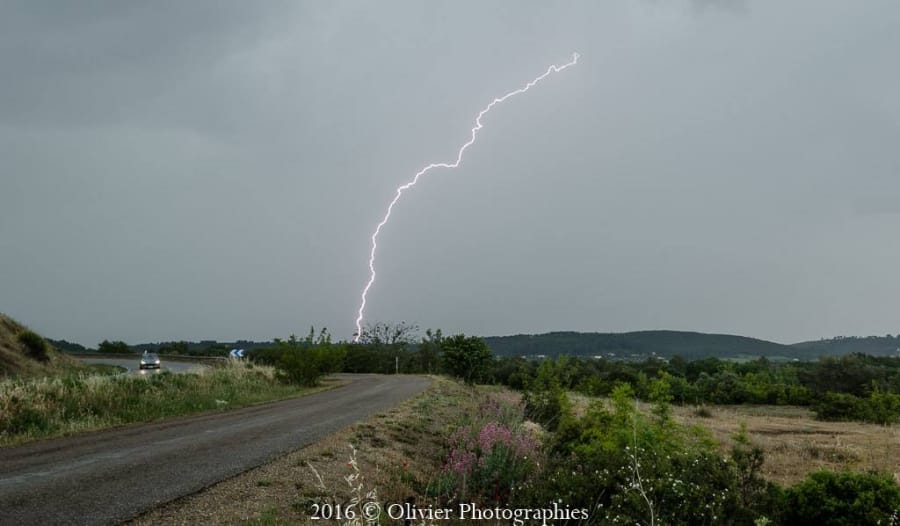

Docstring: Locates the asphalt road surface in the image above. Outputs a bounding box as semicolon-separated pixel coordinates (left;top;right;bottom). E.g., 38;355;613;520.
78;356;205;375
0;374;431;526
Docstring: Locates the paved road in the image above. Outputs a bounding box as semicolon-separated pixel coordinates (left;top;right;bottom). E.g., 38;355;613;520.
79;356;205;375
0;374;430;526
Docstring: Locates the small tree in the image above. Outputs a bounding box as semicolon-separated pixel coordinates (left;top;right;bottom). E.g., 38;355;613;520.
441;334;492;385
416;328;443;374
522;359;571;431
356;321;418;347
351;322;418;374
274;327;345;387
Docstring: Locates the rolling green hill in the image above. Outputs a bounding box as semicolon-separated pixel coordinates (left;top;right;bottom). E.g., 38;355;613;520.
791;335;900;357
483;330;816;361
484;331;900;361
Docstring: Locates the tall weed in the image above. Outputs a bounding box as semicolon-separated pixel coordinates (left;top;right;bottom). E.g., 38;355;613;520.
0;362;301;445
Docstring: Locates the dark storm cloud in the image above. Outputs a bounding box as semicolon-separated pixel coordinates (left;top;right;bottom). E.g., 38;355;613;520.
1;1;899;345
0;1;297;129
691;0;747;13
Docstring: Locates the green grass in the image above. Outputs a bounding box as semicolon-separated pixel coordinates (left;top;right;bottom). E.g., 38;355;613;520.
83;363;127;375
0;361;316;446
243;508;280;526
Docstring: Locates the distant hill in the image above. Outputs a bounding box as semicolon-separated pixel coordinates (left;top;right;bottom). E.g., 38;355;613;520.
0;313;82;377
483;330;818;361
791;335;900;357
47;339;91;354
47;329;900;363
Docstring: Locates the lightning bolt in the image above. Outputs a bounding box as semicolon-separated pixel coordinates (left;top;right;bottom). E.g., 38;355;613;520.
353;53;580;342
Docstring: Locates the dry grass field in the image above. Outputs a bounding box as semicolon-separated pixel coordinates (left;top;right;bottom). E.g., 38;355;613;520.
673;403;900;486
567;393;900;486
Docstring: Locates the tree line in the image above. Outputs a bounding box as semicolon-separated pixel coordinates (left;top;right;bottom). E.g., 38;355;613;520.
92;323;900;424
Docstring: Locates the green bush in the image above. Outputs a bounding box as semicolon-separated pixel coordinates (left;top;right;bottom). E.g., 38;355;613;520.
782;470;900;526
17;330;49;362
522;360;571;431
813;392;862;421
814;389;900;425
866;387;900;425
441;334;493;385
521;383;755;525
273;329;345;387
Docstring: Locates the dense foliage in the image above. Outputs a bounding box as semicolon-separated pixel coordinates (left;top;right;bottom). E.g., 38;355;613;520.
248;328;345;387
84;324;900;425
244;323;900;425
17;330;49;362
467;358;900;525
781;471;900;526
487;352;900;425
440;334;493;385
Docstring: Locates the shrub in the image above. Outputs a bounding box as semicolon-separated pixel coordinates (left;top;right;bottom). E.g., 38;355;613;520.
522;383;760;525
866;387;900;425
441;334;493;385
814;390;900;425
813;392;861;421
17;330;49;362
782;470;900;526
694;406;713;418
522;360;572;431
434;397;540;506
273;329;346;387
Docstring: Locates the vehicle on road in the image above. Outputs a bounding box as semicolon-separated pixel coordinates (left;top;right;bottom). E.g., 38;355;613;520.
139;352;161;370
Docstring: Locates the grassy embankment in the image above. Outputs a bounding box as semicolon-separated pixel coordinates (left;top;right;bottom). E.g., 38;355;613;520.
0;313;85;378
0;361;328;446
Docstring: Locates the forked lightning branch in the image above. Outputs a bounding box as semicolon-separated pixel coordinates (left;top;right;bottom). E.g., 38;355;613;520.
353;53;580;341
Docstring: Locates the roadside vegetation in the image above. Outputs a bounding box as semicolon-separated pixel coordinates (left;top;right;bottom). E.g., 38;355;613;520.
5;315;900;523
127;325;900;526
0;361;328;446
134;373;900;526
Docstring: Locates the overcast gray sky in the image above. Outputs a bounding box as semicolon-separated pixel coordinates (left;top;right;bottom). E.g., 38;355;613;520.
2;1;898;346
